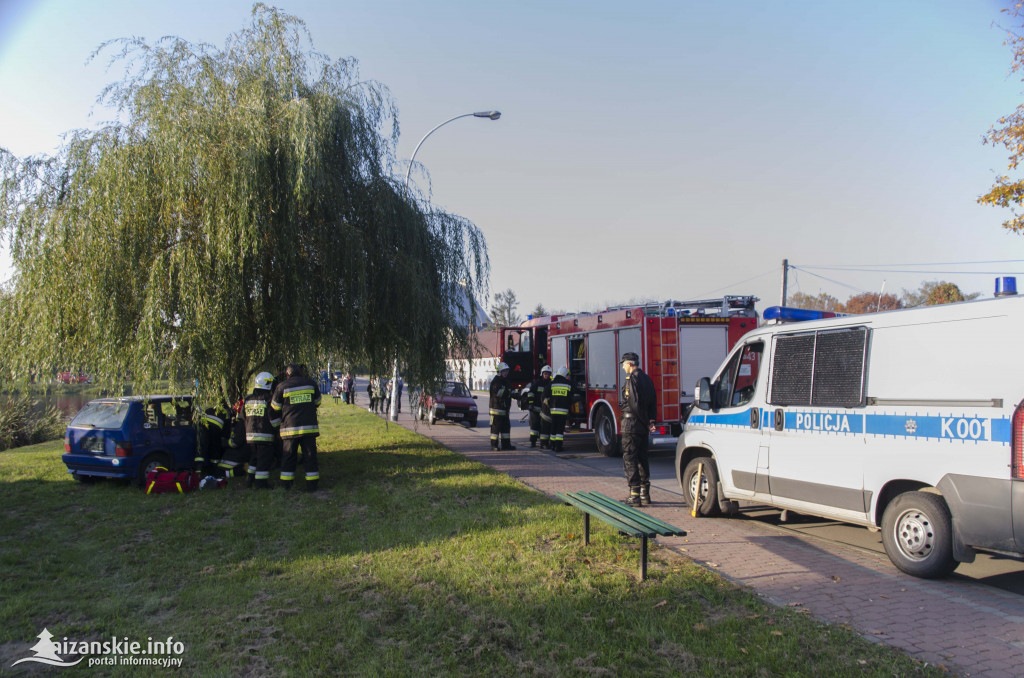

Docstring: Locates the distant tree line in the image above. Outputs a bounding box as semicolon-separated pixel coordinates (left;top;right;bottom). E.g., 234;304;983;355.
788;281;980;314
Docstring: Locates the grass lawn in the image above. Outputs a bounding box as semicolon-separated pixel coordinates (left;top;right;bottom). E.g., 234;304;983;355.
0;404;947;676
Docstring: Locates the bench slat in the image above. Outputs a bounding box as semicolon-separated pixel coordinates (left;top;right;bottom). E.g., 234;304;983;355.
583;492;687;537
556;492;647;536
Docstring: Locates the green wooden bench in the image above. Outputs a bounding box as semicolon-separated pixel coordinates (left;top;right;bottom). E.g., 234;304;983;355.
555;491;687;580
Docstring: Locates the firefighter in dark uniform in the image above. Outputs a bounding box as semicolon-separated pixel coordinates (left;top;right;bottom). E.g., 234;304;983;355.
527;365;552;448
218;399;250;479
488;362;516;450
270;364;323;491
241;372;281;490
549;366;573;452
195;403;229;477
619;352;657;506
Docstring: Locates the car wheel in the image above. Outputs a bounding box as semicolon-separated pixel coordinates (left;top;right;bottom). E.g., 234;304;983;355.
136;452;172;487
418;403;426;421
881;491;957;578
683;457;721;517
428;408;436;425
466;417;477;427
593;406;621;457
73;473;98;484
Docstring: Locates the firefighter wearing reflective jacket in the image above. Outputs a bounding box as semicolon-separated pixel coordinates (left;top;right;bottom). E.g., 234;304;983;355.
527;366;552;448
270;364;322;491
241;372;281;490
619;352;657;507
489;362;516;450
548;367;573;452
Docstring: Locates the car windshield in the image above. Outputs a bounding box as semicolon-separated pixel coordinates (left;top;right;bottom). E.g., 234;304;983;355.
442;382;470;398
69;400;131;429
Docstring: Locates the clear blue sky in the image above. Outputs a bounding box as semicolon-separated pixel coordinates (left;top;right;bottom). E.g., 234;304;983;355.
2;0;1023;314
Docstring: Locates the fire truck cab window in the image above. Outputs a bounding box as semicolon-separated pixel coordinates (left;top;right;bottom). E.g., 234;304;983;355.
505;330;531;353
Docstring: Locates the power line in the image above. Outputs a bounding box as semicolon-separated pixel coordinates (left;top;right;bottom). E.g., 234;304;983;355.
692;268;777;299
801;259;1024;269
789;266;869;294
799;267;1024;275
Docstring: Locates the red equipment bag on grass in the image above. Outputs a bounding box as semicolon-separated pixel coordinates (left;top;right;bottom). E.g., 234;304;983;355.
145;467;201;494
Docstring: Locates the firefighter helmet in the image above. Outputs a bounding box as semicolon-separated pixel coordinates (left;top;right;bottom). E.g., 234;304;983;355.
556;366;569;379
254;372;274;390
541;365;553;375
497;362;510;373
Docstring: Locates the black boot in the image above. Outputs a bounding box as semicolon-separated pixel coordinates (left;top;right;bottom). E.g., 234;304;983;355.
245;474;255;489
624;489;642;507
530;436;537;448
306;479;319;493
254;479;273;490
640;484;652;505
280;480;292;492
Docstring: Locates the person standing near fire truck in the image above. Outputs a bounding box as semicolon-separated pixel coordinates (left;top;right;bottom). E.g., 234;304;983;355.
527;365;552;448
489;362;516;450
619;352;657;506
548;367;573;452
271;364;322;492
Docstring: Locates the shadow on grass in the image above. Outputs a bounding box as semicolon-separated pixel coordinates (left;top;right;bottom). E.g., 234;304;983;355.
0;418;948;677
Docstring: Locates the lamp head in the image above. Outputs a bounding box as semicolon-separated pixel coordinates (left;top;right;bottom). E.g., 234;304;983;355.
473;110;501;120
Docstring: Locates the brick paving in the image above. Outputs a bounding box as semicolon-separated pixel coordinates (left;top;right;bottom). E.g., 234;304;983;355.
381;403;1024;678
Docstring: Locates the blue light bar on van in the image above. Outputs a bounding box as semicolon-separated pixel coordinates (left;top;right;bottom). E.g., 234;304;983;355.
763;306;844;322
995;276;1017;297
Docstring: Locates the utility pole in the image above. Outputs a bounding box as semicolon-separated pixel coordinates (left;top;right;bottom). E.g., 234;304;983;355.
780;259;788;306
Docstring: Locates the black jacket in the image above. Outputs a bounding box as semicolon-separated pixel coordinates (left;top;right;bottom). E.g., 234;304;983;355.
271;375;322;438
488;374;513;415
242;389;281;444
620;368;657;424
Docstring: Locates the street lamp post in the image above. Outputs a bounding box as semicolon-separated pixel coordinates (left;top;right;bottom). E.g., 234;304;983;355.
389;110;501;421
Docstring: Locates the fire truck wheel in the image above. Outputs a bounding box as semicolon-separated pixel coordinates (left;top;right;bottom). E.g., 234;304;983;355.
593;406;621;457
881;491;957;579
683;457;721;517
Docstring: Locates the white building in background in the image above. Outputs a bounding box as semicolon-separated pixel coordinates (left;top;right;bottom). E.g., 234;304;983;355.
446;329;501;391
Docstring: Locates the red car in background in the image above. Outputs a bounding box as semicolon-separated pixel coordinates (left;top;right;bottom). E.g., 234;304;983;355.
417;381;478;427
58;371;93;384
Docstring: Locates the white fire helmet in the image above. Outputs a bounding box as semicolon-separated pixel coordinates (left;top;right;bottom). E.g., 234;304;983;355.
497;362;510;373
541;365;553;375
556;366;569;379
254;372;274;390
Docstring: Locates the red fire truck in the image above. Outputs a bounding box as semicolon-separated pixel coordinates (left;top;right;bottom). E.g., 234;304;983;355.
498;296;759;455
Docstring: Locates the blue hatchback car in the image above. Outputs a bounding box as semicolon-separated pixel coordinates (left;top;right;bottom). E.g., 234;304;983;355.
62;395;197;485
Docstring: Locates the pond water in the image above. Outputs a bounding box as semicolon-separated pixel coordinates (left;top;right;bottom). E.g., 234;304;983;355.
1;392;91;420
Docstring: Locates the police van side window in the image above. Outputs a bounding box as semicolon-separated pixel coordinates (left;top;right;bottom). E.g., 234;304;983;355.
770;328;867;408
714;342;763;408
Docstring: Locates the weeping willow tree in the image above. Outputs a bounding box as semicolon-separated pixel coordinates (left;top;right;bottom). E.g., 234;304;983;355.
0;4;488;402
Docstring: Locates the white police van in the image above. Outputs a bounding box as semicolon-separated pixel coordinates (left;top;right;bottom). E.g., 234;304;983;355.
677;281;1024;578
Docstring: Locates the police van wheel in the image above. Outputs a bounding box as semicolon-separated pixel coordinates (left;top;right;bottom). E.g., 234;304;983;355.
881;491;957;579
683;457;721;517
593;407;621;457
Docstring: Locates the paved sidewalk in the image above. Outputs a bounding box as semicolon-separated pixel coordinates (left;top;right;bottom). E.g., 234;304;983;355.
385;405;1024;678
